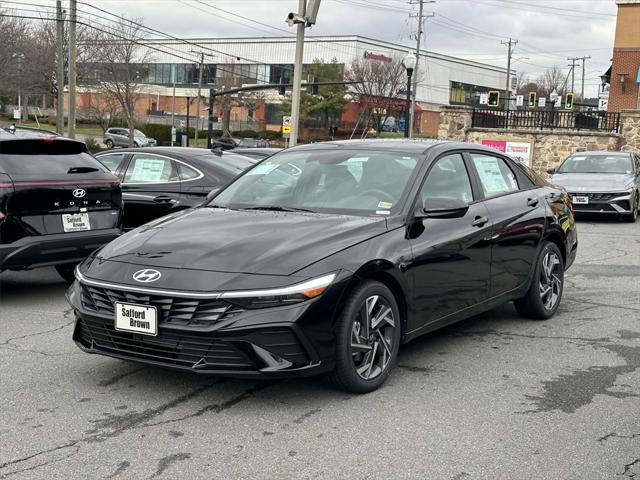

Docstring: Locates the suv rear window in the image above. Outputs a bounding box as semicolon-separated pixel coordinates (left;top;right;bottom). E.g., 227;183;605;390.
0;152;108;176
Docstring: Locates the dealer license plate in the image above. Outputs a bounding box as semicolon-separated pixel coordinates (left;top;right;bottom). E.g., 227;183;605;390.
572;196;589;205
115;302;157;336
62;213;90;232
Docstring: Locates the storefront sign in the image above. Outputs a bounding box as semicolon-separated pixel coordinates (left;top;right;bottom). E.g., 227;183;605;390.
481;139;533;166
364;51;392;63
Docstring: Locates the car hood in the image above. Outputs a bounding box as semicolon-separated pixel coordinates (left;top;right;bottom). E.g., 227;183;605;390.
550;173;635;192
96;207;388;275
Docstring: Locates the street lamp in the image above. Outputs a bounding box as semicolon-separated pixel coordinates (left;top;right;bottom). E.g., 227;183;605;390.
402;53;417;138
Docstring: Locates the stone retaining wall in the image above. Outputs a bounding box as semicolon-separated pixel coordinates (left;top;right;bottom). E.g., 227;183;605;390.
439;106;640;172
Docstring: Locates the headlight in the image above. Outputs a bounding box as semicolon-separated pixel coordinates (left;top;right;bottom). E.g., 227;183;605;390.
221;273;336;309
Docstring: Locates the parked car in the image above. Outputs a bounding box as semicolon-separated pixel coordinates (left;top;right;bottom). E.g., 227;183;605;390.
104;128;157;148
548;151;640;222
0;131;122;283
211;137;269;150
94;147;256;229
69;140;577;393
232;147;281;160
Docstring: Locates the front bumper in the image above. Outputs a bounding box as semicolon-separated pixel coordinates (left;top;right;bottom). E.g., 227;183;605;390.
0;228;121;271
67;277;344;378
569;191;636;215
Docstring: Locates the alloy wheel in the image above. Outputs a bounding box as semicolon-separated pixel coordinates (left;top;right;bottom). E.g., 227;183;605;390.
350;295;396;380
539;252;562;310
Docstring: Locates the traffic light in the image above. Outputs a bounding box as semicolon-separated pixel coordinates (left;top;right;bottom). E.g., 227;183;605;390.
311;77;319;95
528;92;537;108
565;93;574;110
488;91;500;107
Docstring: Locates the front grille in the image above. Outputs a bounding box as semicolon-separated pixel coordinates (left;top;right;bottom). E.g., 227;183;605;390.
568;192;617;202
573;203;617;212
81;285;244;326
76;315;254;370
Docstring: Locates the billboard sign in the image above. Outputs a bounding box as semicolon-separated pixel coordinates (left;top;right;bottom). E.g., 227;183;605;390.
481;139;533;166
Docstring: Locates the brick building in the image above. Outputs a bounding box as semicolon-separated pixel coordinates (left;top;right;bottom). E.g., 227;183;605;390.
607;0;640;112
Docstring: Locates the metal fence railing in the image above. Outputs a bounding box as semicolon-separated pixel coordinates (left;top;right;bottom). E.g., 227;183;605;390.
471;109;621;133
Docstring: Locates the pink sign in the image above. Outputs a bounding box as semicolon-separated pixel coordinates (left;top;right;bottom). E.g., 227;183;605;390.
481;140;507;152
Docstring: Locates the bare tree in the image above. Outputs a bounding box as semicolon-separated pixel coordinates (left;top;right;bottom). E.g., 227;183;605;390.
214;63;244;137
537;66;567;97
80;91;120;133
346;56;406;132
91;18;151;146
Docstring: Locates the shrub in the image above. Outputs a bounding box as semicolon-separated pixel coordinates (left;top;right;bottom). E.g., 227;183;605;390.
83;136;100;150
256;130;282;140
142;124;172;144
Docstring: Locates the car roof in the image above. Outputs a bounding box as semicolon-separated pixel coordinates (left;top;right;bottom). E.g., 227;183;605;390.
96;147;249;157
568;150;630;157
286;139;513;156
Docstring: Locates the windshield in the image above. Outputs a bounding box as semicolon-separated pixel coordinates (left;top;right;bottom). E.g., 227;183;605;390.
195;152;256;175
210;149;420;216
557;154;632;174
134;130;146;137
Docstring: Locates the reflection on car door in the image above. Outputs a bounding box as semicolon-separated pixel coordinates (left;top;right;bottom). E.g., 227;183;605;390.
121;153;181;229
467;151;545;297
408;152;492;326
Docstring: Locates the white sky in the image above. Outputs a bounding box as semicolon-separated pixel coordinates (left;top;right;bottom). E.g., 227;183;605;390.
10;0;618;97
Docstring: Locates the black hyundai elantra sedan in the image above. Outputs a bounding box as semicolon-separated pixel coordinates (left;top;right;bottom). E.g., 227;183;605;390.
68;140;578;393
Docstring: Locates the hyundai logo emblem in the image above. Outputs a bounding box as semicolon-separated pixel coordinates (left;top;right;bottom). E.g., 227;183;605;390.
132;269;162;283
72;188;86;198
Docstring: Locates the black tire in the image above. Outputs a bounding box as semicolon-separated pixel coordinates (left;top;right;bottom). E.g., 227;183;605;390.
55;264;77;284
326;280;401;393
105;139;114;149
623;193;638;223
514;241;564;320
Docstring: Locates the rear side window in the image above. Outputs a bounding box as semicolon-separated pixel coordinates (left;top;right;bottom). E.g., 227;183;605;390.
97;153;126;173
0;152;108;176
124;155;178;183
470;153;519;198
178;163;201;180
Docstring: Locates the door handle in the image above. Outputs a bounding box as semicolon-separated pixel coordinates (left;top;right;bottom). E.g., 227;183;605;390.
471;216;488;227
153;195;175;204
527;197;539;207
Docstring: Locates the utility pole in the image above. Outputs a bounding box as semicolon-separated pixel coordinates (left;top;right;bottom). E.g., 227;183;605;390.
409;1;434;138
171;64;177;146
289;0;307;147
501;38;517;109
68;0;77;138
56;0;64;134
580;55;591;100
194;52;204;145
567;57;579;93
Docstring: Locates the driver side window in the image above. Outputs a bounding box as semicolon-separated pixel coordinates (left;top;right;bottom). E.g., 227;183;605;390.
420;154;473;206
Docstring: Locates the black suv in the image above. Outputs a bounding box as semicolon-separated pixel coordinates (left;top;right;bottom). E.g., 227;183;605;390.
0;132;122;283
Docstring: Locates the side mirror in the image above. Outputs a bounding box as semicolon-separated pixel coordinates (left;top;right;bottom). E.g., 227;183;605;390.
418;197;469;219
546;167;556;175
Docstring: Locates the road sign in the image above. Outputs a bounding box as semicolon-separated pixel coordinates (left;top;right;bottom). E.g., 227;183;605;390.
282;125;291;134
479;93;489;105
282;116;291;127
554;95;562;108
515;95;524;107
538;97;546;107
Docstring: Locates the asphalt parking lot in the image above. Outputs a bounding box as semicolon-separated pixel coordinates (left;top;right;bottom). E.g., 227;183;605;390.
1;218;638;480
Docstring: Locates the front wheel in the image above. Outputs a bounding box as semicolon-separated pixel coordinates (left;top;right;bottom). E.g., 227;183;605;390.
514;241;564;320
55;263;77;285
105;139;114;149
326;280;401;393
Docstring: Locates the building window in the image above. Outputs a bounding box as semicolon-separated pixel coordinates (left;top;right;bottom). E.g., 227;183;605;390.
449;81;506;107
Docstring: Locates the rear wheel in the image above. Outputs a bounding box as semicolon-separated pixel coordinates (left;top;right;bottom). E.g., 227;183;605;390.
623;193;638;223
105;139;114;149
55;264;77;284
514;241;564;320
326;280;401;393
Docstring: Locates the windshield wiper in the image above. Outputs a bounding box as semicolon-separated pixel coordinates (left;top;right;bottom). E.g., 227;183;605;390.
241;205;316;213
